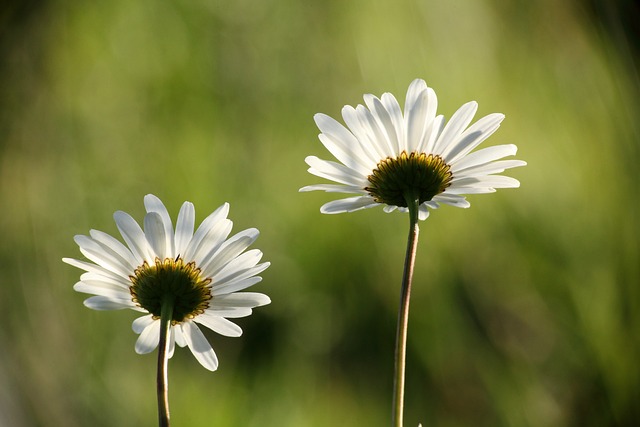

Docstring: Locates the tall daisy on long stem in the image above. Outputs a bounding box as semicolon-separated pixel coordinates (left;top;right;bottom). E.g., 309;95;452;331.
300;79;525;426
64;195;270;426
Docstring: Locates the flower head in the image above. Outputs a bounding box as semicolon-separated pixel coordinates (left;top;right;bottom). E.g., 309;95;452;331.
63;194;270;371
300;79;526;220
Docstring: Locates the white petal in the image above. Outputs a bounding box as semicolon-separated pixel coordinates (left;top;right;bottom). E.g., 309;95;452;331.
226;227;260;244
212;275;264;295
190;219;233;267
182;322;218;371
404;87;431;153
83;295;135;310
80;271;131;287
63;257;123;281
76;277;129;293
183;203;229;261
404;79;428;113
417;206;430;221
74;235;132;279
211;249;262;278
317;134;373;176
380;92;405;153
413;87;439;153
174;202;195;257
342;105;386;161
144;194;175;256
206;307;253;318
443;113;504;163
426;199;441;208
200;236;252;279
432;101;478;155
89;230;138;270
73;281;130;297
446;186;497;195
432;193;471;208
475;175;521;188
174;325;187;347
132;314;155;333
299;183;366;194
421;115;445;154
144;212;166;260
196;313;243;337
114;211;154;263
305;156;369;186
200;229;259;278
454;159;527;178
451;144;518;172
314;113;374;173
210;292;271;308
360;96;397;157
135;321;160;354
451;175;520;189
167;326;176;359
357;104;396;158
319;196;378;214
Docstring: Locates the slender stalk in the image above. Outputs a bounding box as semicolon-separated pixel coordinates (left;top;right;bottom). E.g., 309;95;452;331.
157;297;174;427
392;193;421;427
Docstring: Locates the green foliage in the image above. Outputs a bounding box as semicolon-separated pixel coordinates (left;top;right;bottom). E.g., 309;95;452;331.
1;0;638;425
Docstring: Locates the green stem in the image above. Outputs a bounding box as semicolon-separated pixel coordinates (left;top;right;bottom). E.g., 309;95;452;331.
157;297;174;427
392;193;421;427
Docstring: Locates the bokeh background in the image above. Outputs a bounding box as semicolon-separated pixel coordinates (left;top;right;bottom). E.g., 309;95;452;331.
1;0;638;426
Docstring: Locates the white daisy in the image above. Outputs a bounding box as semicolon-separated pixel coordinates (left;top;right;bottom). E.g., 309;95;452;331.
63;194;270;371
300;79;526;220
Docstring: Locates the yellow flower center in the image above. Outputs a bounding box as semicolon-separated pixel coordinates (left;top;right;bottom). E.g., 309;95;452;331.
365;151;453;207
130;257;212;323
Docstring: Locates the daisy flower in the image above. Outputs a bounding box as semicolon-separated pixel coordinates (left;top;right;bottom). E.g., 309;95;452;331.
300;79;526;427
63;194;270;372
300;79;526;220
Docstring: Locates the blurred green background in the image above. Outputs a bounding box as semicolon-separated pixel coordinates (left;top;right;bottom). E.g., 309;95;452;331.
1;0;638;426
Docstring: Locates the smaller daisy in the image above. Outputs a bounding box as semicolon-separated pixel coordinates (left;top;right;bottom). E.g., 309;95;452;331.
300;79;526;220
63;194;270;372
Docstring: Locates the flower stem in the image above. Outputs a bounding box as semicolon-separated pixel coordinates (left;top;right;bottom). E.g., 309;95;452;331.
157;297;174;427
393;193;421;427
